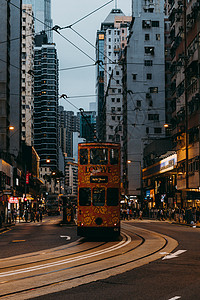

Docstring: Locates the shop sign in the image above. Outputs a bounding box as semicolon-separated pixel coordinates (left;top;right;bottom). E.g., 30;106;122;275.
9;197;19;204
26;172;30;184
160;154;177;174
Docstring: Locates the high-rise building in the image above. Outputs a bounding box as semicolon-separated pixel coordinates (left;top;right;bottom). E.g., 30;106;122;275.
123;0;166;198
65;157;78;196
34;32;59;171
58;106;80;157
96;8;126;141
23;0;53;42
21;4;35;146
78;111;96;142
0;0;22;158
169;0;200;204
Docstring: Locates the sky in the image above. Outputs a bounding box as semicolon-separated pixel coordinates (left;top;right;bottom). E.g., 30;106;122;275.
51;0;132;113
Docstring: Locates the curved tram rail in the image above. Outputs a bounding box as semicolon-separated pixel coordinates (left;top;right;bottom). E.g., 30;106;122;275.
0;224;178;299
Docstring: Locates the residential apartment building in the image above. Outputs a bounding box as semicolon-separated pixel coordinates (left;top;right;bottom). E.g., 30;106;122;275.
96;8;127;141
123;0;166;199
65;157;78;196
169;0;200;205
21;4;35;146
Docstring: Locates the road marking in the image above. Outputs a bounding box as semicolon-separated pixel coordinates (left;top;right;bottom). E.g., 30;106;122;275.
0;233;131;278
162;250;186;260
160;252;169;255
12;240;26;243
60;235;71;240
168;296;181;300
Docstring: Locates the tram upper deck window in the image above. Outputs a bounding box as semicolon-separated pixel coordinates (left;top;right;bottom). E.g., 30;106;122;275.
93;188;105;206
79;188;91;206
107;188;119;206
80;149;88;165
110;148;119;165
90;148;108;165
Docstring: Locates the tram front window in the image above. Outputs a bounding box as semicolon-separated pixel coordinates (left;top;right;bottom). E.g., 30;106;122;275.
80;149;88;165
93;188;105;206
79;188;91;206
110;148;119;165
107;188;119;206
90;148;108;165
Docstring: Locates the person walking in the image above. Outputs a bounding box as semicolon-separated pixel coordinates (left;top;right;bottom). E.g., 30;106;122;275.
24;210;28;222
36;210;40;222
39;210;43;222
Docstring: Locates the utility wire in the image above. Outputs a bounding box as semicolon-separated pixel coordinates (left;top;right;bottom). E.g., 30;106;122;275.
59;0;114;29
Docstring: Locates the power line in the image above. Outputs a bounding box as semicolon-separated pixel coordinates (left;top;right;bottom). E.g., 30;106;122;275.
59;0;114;29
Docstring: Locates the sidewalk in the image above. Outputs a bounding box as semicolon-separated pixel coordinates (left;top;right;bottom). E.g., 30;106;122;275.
133;217;200;228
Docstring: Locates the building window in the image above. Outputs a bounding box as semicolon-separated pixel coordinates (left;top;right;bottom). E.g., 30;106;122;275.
149;87;158;93
145;34;150;41
144;60;153;66
152;21;159;27
132;74;137;80
148;114;159;121
112;98;115;102
117;98;120;102
112;116;115;120
145;47;154;55
137;100;141;107
147;73;152;80
146;127;149;134
116;71;119;75
156;34;160;40
154;127;162;133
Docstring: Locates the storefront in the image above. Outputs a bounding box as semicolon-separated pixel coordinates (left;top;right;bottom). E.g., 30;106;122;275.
142;153;177;208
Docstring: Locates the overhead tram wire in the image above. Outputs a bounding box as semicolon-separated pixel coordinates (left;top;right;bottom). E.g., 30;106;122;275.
59;0;114;29
2;0;113;45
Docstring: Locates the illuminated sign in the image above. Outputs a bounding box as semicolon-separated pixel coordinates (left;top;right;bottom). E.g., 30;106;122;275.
160;154;177;174
90;176;108;183
9;197;19;204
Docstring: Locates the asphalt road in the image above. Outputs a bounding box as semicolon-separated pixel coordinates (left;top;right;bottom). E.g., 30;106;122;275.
30;220;200;300
0;215;77;259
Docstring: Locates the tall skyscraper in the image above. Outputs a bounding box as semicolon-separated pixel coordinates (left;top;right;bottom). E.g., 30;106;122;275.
23;0;53;42
21;4;35;146
0;0;22;157
34;32;59;170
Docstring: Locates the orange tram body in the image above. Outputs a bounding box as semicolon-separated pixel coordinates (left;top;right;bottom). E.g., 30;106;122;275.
77;142;121;237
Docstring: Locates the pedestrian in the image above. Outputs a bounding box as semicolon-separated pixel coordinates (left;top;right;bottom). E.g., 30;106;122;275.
139;210;143;220
25;210;28;222
39;210;43;222
31;210;35;222
36;210;40;222
7;210;11;224
126;208;130;220
129;208;132;220
13;209;17;223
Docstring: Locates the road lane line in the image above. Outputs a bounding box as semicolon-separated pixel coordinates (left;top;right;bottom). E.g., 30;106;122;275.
168;296;181;300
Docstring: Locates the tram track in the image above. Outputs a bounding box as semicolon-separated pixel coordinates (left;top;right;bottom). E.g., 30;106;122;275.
0;224;178;299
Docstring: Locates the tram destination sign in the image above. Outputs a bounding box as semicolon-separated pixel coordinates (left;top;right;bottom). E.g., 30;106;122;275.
90;176;108;183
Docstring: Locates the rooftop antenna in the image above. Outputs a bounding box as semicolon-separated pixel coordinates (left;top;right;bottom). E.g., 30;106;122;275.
115;0;118;9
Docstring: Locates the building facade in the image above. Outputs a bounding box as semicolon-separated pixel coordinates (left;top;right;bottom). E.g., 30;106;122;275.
21;4;35;146
34;32;59;171
123;0;166;200
169;0;200;205
23;0;53;42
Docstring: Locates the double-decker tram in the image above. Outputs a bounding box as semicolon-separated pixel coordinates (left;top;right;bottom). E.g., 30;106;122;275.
77;142;121;237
